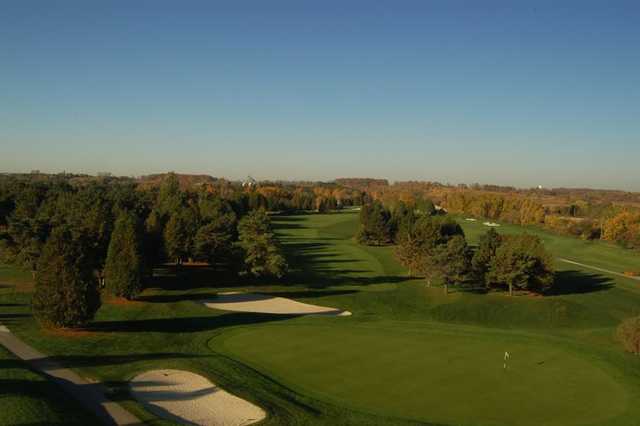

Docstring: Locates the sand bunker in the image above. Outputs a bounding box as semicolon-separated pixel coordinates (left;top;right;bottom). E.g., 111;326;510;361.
203;292;352;316
130;369;265;426
483;222;501;227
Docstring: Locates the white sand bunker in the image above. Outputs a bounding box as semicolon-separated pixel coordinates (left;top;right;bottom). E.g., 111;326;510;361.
483;222;501;227
130;369;266;426
203;292;352;316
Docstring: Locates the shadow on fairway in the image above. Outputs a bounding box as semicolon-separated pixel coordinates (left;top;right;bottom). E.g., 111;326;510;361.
258;289;358;299
150;265;240;290
0;313;31;323
548;270;615;295
89;312;293;334
135;292;219;304
44;352;206;369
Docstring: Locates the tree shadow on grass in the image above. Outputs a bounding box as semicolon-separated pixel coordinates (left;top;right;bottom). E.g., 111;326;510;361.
89;312;293;334
44;352;208;370
148;265;241;291
547;270;615;295
0;313;30;324
135;292;219;304
258;289;358;299
0;379;96;423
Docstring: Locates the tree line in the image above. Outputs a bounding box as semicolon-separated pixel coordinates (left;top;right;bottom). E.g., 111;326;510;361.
0;173;289;328
358;200;555;295
339;179;640;251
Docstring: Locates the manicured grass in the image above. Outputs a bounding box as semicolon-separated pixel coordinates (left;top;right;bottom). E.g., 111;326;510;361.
214;323;628;426
0;345;96;425
0;211;639;425
457;217;640;290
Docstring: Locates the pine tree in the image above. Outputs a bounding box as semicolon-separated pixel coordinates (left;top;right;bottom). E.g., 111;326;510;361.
471;228;503;288
237;210;287;278
164;208;195;265
487;234;554;295
104;211;144;300
32;226;101;328
434;235;473;294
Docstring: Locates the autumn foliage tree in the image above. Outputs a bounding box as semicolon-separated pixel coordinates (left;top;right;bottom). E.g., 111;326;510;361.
617;316;640;355
602;211;640;249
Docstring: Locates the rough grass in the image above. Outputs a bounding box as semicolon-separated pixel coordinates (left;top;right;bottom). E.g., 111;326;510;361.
0;211;640;425
0;345;96;425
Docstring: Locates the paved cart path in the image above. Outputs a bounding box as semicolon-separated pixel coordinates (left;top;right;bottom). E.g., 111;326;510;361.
0;323;140;426
559;258;640;282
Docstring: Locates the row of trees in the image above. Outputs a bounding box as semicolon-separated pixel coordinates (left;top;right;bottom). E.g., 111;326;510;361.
356;200;555;295
352;180;640;250
394;217;554;295
356;199;437;246
0;174;288;328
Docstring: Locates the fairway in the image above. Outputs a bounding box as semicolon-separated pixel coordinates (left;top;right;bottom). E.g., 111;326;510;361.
214;324;626;426
1;211;640;425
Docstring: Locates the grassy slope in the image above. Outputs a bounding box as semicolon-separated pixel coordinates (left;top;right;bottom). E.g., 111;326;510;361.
0;211;639;425
0;275;96;426
210;212;640;425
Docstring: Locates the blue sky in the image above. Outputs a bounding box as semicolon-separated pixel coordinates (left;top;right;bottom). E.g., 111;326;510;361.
1;1;639;190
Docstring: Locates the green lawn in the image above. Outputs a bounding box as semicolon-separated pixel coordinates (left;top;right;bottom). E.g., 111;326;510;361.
0;345;96;425
0;211;639;425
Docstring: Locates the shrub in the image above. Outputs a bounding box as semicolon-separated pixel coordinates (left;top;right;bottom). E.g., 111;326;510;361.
617;316;640;355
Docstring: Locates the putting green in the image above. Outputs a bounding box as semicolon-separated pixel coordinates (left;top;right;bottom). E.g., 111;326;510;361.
213;323;628;426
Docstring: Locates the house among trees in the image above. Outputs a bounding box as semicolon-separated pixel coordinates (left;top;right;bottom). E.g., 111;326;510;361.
242;176;257;188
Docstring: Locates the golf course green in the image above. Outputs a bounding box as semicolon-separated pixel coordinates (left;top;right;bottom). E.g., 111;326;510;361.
1;211;640;425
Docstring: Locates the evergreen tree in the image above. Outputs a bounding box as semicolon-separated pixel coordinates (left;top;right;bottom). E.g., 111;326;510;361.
487;234;554;295
237;209;287;278
357;201;393;245
433;235;473;294
163;208;196;265
391;201;416;242
193;206;237;267
471;228;503;288
104;211;144;300
32;226;101;328
394;216;466;288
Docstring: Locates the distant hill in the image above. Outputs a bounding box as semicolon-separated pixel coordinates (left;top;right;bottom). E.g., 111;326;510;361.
138;173;219;189
334;178;389;191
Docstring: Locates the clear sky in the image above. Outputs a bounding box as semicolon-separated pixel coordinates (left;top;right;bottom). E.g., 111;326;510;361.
1;1;639;190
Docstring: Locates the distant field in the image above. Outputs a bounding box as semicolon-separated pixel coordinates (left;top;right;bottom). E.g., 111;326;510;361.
0;211;639;425
457;217;640;289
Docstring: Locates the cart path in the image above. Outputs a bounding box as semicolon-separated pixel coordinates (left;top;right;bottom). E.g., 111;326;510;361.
0;323;140;426
558;258;640;281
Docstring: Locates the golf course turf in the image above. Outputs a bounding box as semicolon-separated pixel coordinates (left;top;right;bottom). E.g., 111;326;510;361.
1;211;640;425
